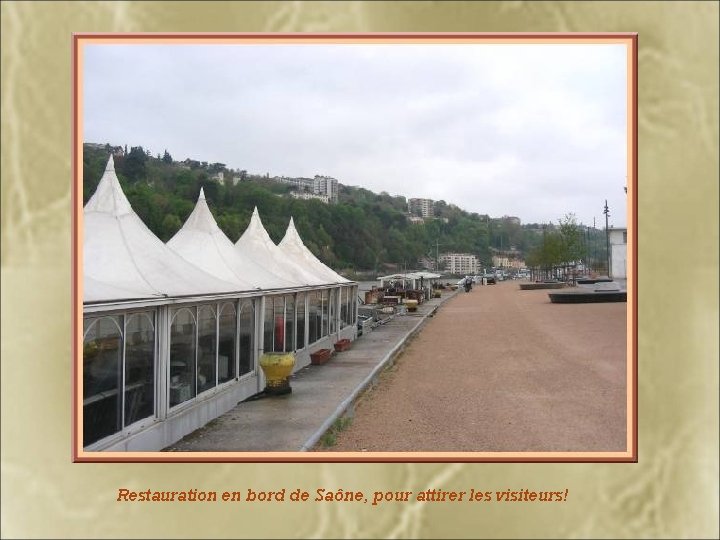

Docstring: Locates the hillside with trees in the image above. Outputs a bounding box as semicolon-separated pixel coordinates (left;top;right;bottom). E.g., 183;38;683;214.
83;143;608;276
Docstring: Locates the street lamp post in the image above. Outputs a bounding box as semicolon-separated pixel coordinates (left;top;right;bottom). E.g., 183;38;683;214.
603;200;611;277
593;217;597;275
586;224;591;273
435;239;440;272
431;239;444;272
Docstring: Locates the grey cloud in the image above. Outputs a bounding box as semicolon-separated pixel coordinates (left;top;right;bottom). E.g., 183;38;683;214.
84;42;628;226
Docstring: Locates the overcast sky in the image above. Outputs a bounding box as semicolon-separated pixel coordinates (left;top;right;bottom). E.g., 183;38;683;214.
84;42;628;227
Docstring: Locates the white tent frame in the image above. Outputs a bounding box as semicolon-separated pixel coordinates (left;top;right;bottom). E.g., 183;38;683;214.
82;157;358;452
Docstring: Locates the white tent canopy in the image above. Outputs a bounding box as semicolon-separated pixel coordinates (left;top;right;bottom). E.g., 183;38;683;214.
407;271;442;280
167;189;295;291
278;217;350;285
377;271;441;288
84;275;163;303
377;273;406;282
84;156;240;303
234;208;328;286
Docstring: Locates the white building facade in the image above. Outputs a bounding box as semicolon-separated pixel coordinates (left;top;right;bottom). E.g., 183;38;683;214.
609;227;628;280
439;252;479;275
290;192;330;203
408;198;434;219
314;175;338;203
274;175;339;203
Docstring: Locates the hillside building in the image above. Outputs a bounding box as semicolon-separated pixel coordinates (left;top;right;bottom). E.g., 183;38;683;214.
314;175;339;203
273;175;339;203
439;252;479;275
492;255;526;269
290;191;330;203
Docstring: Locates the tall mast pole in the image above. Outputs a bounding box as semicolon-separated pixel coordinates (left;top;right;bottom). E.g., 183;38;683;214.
603;200;610;276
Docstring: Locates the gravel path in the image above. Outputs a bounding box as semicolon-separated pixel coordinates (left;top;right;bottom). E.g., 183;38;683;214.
318;281;627;452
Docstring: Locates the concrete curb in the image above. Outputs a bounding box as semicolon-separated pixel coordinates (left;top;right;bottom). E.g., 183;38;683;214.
299;291;458;451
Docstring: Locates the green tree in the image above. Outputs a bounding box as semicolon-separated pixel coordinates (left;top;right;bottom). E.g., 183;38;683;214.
122;146;148;183
84;142;599;274
161;214;182;241
217;213;242;241
558;213;584;266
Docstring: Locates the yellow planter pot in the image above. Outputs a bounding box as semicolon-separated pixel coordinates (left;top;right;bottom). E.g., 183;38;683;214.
405;299;418;312
259;352;296;395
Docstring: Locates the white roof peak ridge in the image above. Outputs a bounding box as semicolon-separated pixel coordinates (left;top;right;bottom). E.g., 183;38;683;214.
84;154;132;216
278;218;350;284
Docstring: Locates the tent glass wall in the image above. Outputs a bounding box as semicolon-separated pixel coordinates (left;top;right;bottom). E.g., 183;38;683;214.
284;295;295;352
321;290;329;337
264;295;297;353
83;311;156;447
352;286;358;323
83;316;123;446
346;286;353;325
238;300;255;377
197;306;217;395
169;308;197;407
296;292;306;350
308;291;321;345
218;302;236;384
124;312;155;427
329;289;337;334
339;287;346;329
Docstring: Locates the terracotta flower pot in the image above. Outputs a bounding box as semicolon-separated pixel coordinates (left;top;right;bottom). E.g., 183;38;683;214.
259;352;295;395
333;339;351;352
310;348;333;365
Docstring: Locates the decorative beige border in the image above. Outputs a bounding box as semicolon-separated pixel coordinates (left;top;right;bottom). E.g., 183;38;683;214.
73;32;637;463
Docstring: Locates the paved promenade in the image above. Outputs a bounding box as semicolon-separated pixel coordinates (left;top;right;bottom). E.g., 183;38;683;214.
166;289;459;452
323;281;628;452
167;281;627;453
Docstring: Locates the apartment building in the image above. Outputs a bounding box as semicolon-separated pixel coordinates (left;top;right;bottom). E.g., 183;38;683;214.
274;175;339;203
314;175;339;203
290;191;330;203
408;198;434;218
274;176;315;190
439;252;479;275
492;255;526;269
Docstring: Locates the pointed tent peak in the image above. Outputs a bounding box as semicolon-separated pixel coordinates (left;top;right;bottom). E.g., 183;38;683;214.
278;216;350;283
279;216;303;246
237;205;274;246
198;187;205;200
249;206;263;225
285;216;298;236
173;189;223;236
84;155;132;216
247;206;268;231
